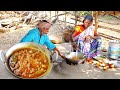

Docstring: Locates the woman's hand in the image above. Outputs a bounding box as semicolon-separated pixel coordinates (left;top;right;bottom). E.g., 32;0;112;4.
84;35;91;42
53;48;66;60
72;42;79;51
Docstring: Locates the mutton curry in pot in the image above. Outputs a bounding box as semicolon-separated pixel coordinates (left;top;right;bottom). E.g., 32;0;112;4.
8;48;49;79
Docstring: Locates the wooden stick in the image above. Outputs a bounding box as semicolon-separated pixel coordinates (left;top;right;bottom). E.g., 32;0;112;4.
75;11;77;26
57;11;58;19
50;11;51;19
91;11;94;17
65;11;66;25
95;11;98;32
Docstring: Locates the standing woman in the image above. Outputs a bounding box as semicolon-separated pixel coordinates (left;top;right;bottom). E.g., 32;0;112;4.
71;15;102;59
20;20;65;60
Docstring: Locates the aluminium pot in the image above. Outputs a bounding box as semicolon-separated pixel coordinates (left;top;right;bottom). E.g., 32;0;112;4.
0;42;58;79
108;40;120;60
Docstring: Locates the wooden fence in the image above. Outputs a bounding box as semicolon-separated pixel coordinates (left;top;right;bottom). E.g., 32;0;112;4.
49;11;120;40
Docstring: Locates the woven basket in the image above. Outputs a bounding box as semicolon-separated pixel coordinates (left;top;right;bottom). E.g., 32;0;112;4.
63;30;73;42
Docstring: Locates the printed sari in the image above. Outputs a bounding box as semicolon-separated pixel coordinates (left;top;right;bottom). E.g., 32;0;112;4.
73;25;102;58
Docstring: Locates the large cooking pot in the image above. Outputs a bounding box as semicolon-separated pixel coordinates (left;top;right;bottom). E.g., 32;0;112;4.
65;52;87;65
0;42;58;79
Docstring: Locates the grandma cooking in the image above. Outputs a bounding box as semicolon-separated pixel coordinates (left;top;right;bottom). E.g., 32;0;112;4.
20;20;65;60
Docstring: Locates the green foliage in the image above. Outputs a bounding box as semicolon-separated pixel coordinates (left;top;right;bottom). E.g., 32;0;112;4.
76;11;92;17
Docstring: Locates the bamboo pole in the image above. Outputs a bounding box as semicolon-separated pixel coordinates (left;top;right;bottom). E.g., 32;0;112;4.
50;11;51;19
75;11;77;26
57;11;58;18
55;11;56;18
49;12;68;19
65;11;66;25
91;11;94;17
95;11;98;32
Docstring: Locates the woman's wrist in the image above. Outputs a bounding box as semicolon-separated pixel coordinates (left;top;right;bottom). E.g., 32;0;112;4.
72;41;76;45
72;40;76;43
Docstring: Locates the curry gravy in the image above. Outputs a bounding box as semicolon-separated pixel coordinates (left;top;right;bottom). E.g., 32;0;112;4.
8;48;49;78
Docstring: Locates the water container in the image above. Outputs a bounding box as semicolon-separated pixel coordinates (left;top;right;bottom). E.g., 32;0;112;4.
108;40;120;60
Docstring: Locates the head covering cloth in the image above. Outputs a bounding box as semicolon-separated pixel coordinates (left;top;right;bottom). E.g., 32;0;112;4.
37;20;52;29
83;15;93;22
